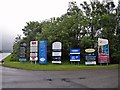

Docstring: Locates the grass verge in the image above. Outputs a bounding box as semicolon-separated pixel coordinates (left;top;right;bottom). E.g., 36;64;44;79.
2;54;119;71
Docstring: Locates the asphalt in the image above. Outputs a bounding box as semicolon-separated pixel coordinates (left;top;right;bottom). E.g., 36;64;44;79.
0;66;119;89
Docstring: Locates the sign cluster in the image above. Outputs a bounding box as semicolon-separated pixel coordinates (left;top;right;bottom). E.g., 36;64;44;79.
19;38;110;65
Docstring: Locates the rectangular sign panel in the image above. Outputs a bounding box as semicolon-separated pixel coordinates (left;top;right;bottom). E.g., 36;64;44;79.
70;48;80;62
39;40;47;64
52;42;62;49
70;55;80;61
52;57;61;64
30;53;38;61
85;61;96;65
30;41;38;47
85;55;96;60
30;46;38;52
98;38;110;64
70;49;80;54
30;53;38;56
52;52;61;56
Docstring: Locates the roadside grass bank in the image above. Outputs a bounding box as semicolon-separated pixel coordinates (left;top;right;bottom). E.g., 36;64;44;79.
2;54;119;71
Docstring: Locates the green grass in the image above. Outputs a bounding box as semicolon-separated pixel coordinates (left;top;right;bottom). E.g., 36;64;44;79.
2;54;119;71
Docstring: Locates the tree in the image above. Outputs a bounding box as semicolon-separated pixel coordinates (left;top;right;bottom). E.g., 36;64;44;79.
12;0;119;63
12;34;22;61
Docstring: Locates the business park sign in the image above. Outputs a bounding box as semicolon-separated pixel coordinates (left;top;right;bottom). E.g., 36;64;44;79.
98;38;110;64
19;42;27;62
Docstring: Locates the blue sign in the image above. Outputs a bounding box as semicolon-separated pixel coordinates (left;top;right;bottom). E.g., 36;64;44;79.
70;49;80;54
39;40;47;64
70;55;80;61
103;45;109;55
70;48;80;61
85;55;96;60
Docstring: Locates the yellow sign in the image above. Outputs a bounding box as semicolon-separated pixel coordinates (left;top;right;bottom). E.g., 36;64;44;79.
85;49;95;53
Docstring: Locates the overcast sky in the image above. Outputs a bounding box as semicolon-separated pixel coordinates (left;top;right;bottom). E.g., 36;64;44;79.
0;0;118;52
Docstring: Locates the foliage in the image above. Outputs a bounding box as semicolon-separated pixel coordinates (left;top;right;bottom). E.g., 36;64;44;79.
12;0;119;63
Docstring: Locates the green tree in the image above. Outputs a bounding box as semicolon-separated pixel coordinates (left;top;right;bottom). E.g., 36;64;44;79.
12;34;22;61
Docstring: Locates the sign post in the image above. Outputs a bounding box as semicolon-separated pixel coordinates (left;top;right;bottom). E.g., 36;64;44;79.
85;49;96;65
39;40;47;64
52;42;62;64
70;48;80;64
98;38;110;65
19;42;27;62
30;41;38;64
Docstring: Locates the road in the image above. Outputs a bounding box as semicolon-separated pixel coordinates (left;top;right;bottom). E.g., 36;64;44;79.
1;66;119;89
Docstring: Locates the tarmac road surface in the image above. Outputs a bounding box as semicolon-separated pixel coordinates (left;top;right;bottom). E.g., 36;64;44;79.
1;66;119;89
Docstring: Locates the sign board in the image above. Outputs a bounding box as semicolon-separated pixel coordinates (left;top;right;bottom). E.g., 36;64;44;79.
70;55;80;61
98;38;110;64
30;47;38;52
52;42;62;64
39;40;47;64
85;49;95;53
52;52;61;56
30;53;38;61
85;48;96;65
52;42;62;49
70;48;80;61
98;38;108;46
52;57;61;63
70;49;80;54
30;41;38;47
85;61;96;65
19;42;27;62
85;55;96;60
30;41;38;62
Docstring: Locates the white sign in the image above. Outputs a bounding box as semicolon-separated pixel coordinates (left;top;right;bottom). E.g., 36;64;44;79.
52;52;61;56
30;41;38;47
30;53;38;61
52;42;62;49
30;52;38;56
40;58;45;62
85;61;96;65
98;38;108;46
52;61;61;64
30;47;38;52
